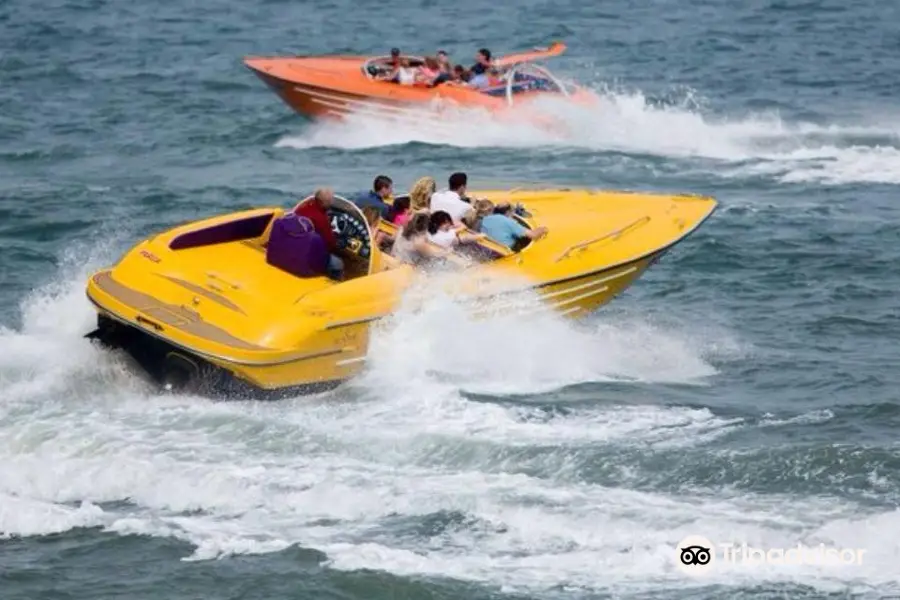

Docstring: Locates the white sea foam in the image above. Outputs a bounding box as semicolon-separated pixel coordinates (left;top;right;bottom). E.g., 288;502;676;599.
0;249;895;597
274;84;900;186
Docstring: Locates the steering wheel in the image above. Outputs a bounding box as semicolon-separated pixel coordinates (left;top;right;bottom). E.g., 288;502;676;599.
328;210;371;259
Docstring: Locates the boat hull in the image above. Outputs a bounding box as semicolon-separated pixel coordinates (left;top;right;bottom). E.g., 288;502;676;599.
85;266;367;399
245;55;598;124
253;70;413;120
85;250;663;400
87;312;344;399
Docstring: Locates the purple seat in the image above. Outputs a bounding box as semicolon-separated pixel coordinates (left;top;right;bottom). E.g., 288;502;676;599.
265;213;329;278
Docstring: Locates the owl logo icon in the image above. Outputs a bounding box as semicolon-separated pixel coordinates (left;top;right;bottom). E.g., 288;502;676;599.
675;535;716;575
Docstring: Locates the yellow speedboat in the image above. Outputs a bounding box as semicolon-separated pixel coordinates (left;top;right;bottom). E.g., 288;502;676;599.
84;188;717;398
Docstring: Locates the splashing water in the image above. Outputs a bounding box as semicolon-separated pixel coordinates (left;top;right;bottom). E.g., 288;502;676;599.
356;271;720;397
1;250;897;597
275;83;900;186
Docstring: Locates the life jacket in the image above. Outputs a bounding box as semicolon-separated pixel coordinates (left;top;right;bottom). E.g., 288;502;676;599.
265;213;329;278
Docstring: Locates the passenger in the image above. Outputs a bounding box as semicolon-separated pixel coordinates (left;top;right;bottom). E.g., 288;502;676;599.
470;48;493;76
353;174;393;219
415;57;441;85
469;66;504;90
393;58;416;85
293;188;344;280
427;210;486;249
480;201;549;250
454;64;471;82
387;195;411;226
471;198;495;232
430;172;476;226
431;71;451;86
438;65;471;87
380;56;415;84
374;48;403;81
361;205;390;248
468;71;489;88
430;53;454;85
436;50;451;73
392;212;450;265
408;176;436;212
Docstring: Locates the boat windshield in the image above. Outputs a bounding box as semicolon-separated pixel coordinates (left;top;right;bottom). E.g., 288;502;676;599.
479;62;572;104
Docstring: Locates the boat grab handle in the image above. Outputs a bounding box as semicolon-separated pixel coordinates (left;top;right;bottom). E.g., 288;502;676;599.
206;271;241;289
136;315;164;332
554;216;650;262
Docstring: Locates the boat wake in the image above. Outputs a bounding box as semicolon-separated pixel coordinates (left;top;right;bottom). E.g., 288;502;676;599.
273;83;900;187
2;251;898;598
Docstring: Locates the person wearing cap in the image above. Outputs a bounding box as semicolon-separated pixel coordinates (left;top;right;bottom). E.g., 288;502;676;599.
479;200;548;250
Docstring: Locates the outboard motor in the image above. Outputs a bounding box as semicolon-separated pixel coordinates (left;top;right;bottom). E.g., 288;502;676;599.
265;213;329;277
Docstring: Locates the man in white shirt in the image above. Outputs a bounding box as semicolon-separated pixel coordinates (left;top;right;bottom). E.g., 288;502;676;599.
430;172;475;225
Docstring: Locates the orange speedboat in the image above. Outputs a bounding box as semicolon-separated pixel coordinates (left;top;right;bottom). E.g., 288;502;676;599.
244;42;597;122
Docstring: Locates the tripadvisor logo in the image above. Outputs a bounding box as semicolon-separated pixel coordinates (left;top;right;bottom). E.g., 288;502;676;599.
676;535;715;575
675;535;867;576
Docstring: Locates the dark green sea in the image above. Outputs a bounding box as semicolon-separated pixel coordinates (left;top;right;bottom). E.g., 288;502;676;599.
2;0;899;598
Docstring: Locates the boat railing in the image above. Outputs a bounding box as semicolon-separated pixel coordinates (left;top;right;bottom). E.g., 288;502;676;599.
554;216;651;262
504;63;570;106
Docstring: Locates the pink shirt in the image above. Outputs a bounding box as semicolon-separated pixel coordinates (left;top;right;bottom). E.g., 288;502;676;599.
393;212;410;226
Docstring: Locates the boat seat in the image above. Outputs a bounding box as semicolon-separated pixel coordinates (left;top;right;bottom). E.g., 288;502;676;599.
239;209;286;252
169;211;278;251
258;210;286;247
265;213;330;278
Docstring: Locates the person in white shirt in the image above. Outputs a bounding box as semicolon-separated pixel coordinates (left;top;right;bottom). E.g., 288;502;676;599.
395;58;416;85
426;210;485;248
429;172;475;226
380;57;416;85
